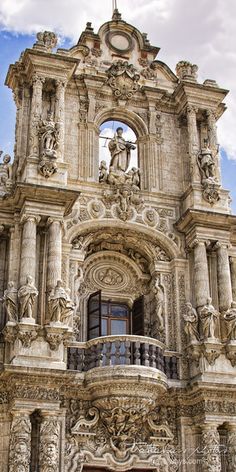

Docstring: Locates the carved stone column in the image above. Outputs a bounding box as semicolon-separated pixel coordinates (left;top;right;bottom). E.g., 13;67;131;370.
230;257;236;302
216;242;232;312
9;411;32;472
29;74;44;157
200;424;221;472
47;218;62;290
192;239;210;309
39;413;60;472
227;424;236;472
55;79;66;161
20;215;40;286
186;105;199;182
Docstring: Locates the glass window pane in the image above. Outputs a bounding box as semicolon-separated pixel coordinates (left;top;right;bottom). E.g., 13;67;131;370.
111;319;127;335
111;305;128;317
101;318;107;336
101;303;108;315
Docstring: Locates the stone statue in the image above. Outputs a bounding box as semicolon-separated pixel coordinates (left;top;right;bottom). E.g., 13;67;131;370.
48;280;74;325
153;277;165;333
61;289;75;327
126;167;140;190
108;127;135;173
0;281;18;322
183;302;199;343
197;143;216;182
18;276;38;320
39;112;59;159
199;297;219;340
0;152;13;196
224;302;236;341
99;160;108;182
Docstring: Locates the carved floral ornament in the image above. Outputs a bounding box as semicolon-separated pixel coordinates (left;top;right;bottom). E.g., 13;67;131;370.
70;229;172;267
66;402;175;470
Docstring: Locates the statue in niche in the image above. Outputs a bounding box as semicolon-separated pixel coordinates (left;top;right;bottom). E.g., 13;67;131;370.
153;276;165;333
183;302;199;343
48;280;74;325
18;276;38;320
0;152;13;196
38;111;59;159
0;281;18;323
199;297;219;340
197;139;218;183
108;127;136;174
99;160;108;182
224;301;236;341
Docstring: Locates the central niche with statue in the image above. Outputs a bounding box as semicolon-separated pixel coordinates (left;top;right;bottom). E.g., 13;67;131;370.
99;121;142;221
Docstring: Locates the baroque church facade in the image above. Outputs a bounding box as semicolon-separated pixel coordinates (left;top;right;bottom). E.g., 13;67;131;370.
0;8;236;472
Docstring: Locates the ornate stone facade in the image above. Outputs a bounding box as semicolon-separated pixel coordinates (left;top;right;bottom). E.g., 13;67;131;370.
0;8;235;472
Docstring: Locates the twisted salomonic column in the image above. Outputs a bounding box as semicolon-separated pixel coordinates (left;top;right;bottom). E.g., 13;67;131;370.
47;218;63;291
9;411;32;472
230;257;236;302
55;79;67;161
201;424;221;472
39;413;60;472
20;215;40;286
192;239;210;309
215;242;232;312
227;424;236;472
29;74;45;156
186;105;199;182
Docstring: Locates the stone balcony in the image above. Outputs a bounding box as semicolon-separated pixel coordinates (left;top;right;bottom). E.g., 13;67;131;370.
67;335;179;408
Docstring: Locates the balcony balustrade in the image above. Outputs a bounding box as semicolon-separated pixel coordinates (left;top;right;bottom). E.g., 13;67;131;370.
67;335;179;380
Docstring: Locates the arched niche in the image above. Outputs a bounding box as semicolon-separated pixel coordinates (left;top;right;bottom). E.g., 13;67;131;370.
99;119;138;174
95;107;151;190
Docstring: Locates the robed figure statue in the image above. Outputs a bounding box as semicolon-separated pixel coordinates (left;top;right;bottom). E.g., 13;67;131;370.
108;127;135;173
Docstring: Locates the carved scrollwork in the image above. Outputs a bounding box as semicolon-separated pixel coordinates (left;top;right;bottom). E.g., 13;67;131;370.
106;61;140;100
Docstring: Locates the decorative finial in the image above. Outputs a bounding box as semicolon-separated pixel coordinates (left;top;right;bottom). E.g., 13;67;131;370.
112;0;122;20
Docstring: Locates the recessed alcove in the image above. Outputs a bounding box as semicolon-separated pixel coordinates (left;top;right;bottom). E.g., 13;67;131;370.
99;120;138;172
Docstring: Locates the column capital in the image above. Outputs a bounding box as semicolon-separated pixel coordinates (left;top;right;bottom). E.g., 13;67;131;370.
186;104;198;115
214;240;231;250
31;73;45;86
200;422;221;431
20;214;41;225
189;238;210;250
47;217;64;227
55;78;67;88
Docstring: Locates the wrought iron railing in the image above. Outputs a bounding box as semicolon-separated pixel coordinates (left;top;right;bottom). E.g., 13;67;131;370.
67;335;179;379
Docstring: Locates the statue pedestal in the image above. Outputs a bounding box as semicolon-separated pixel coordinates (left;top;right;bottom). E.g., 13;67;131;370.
3;321;70;370
225;340;236;367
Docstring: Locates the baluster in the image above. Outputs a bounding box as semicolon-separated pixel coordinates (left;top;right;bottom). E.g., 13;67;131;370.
156;347;164;372
96;342;103;367
149;344;156;368
124;341;131;365
67;347;73;369
114;340;121;365
171;356;178;379
141;343;150;367
105;342;112;366
89;345;97;369
84;347;91;371
164;356;171;378
134;341;141;365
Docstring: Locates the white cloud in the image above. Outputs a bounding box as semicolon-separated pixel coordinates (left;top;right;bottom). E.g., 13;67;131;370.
0;0;236;158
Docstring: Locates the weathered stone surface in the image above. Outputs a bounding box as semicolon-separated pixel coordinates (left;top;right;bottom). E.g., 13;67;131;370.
0;8;235;472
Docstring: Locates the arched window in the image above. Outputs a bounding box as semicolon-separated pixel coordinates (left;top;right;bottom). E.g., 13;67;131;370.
87;291;144;340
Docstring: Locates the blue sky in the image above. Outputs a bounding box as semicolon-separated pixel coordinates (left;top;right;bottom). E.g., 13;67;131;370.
0;0;235;212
